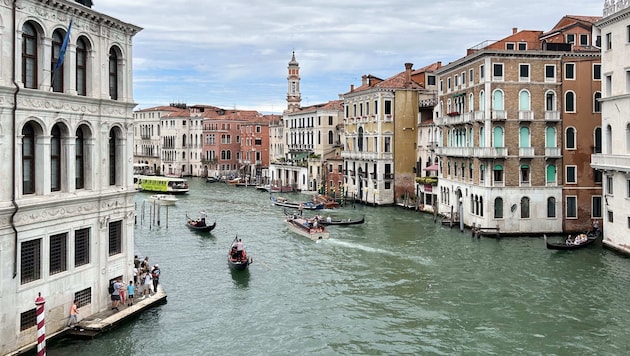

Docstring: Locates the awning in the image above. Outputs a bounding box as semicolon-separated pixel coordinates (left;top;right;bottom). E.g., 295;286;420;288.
424;164;439;171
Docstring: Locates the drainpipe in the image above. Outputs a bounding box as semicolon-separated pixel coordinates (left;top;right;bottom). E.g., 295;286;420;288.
11;0;20;279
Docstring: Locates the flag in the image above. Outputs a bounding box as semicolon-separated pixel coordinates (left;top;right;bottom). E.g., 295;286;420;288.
53;19;72;73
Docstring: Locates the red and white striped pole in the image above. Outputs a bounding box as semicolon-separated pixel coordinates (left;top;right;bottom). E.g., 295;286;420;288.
34;292;46;356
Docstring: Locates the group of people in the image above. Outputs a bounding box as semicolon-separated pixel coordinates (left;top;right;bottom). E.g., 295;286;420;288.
229;238;247;261
566;233;589;245
108;256;161;312
189;210;208;227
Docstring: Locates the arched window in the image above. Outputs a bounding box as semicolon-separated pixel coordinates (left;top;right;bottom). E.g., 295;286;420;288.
76;37;88;96
494;197;503;218
545;91;556;111
328;130;333;145
519;127;530;147
480;196;484;217
469;93;474;112
22;123;36;194
182;134;186;147
75;126;85;189
479;125;485;147
565;91;576;112
479;90;485;111
594;92;602;113
520;197;530;219
546;127;556;147
546;164;557;184
566;127;576;149
51;124;62;191
519;90;530;111
357;127;364;152
547;197;556;218
493;126;504;147
108;128;118;185
108;47;119;100
51;30;65;93
22;22;38;89
594;127;602;154
492;90;504;111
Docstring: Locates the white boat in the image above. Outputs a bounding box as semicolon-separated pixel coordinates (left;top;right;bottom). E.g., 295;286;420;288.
285;216;329;241
148;194;178;206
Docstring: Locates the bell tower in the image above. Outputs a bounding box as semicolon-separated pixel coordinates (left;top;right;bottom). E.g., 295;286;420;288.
286;51;301;113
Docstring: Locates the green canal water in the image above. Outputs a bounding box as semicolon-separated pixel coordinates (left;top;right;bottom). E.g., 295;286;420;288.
44;178;630;355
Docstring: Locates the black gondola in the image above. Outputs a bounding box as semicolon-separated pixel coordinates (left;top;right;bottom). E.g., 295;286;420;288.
185;213;216;232
544;230;601;250
228;236;251;270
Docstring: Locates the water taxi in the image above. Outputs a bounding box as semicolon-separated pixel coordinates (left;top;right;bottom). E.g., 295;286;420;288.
137;176;189;194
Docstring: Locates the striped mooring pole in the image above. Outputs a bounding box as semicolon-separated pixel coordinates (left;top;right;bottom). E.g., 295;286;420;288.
35;292;46;356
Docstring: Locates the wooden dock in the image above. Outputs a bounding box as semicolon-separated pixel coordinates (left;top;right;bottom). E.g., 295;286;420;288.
67;286;167;339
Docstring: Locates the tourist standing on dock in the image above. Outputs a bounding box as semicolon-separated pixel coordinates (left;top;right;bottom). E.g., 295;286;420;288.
111;279;122;311
143;270;153;297
127;280;135;306
118;278;126;305
151;264;161;293
66;300;78;327
141;256;150;273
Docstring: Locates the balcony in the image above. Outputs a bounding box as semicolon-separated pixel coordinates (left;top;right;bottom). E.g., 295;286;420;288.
491;110;507;121
545;111;560;122
475;147;508;158
383;173;394;180
434;147;475;157
545;147;561;158
474;111;485;121
518;111;534;121
591;154;630;173
519;147;535;157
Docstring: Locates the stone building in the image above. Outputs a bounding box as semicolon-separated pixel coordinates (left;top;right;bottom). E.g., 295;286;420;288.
0;1;141;354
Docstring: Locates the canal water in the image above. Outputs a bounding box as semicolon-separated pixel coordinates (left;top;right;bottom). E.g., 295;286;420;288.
44;178;630;355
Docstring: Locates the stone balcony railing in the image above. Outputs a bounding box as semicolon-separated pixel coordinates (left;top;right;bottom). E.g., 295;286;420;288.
603;0;630;17
591;153;630;173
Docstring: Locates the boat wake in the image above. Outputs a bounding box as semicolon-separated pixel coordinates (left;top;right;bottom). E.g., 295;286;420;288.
325;239;433;265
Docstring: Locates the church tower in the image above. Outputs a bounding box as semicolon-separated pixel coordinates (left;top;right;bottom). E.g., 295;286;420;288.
286;51;301;113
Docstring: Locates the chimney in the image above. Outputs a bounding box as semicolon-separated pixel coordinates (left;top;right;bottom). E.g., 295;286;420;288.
362;75;367;86
350;84;354;92
405;63;413;85
513;27;518;35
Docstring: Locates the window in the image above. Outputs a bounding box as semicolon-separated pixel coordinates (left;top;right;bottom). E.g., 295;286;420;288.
75;287;92;308
607;210;613;223
49;232;67;275
108;47;118;100
384;137;391;152
520;165;530;183
427;75;436;85
22;123;36;194
565;63;575;80
606;175;613;194
480;165;485;182
518;42;527;50
593;64;601;80
547;197;556;218
566;165;577;184
565;91;576;112
519;64;529;81
51;124;62;192
108;128;118;185
76;37;87;96
469;69;474;84
480;64;484;79
447;77;451;90
566;127;576;149
594;92;602;113
384;100;392;115
108;220;122;256
75;127;85;189
592;196;602;218
566;196;577;218
521;197;530;219
20;309;37;331
494;197;503;218
606;32;612;50
493;164;503;183
493;63;503;80
75;228;90;267
357;128;364;152
21;238;41;284
22;22;38;89
567;34;575;44
51;30;64;93
506;42;515;50
580;34;589;46
545;65;555;82
546;164;557;184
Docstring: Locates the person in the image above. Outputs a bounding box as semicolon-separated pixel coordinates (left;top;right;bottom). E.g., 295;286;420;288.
313;219;319;228
118;278;126;305
66;300;79;327
565;235;573;245
111;279;122;311
140;256;150;273
200;210;207;225
298;203;304;216
134;255;141;269
151;264;161;293
133;265;139;285
236;240;244;260
593;220;600;232
127;280;135;306
326;216;332;224
143;270;153;297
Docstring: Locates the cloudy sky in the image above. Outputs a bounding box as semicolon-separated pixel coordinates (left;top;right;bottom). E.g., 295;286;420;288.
93;0;604;114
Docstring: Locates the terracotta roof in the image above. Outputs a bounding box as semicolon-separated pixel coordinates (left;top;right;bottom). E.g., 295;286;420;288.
293;99;344;114
346;64;423;94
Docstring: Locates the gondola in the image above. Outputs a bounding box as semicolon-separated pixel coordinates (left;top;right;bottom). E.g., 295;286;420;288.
544;230;601;250
228;236;251;270
185;213;216;232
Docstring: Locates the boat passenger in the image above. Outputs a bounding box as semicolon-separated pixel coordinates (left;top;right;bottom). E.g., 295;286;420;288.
236;239;244;259
326;216;332;223
565;235;573;245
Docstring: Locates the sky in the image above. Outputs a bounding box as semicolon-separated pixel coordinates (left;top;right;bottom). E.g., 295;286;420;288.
93;0;604;114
